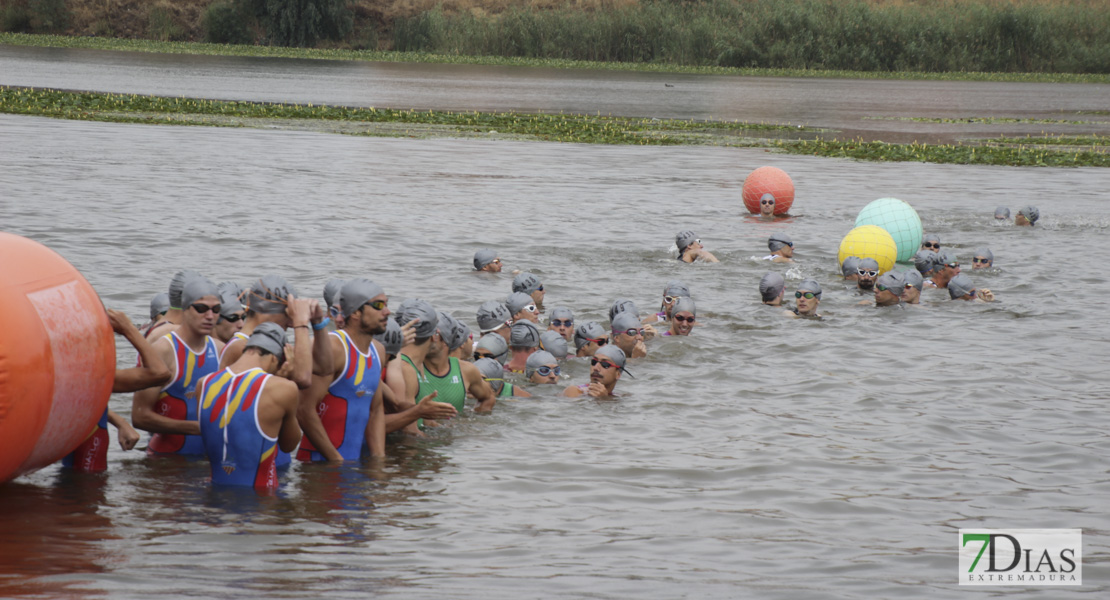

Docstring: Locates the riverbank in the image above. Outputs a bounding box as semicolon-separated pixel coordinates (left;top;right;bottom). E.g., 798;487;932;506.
2;0;1109;76
3;86;1106;167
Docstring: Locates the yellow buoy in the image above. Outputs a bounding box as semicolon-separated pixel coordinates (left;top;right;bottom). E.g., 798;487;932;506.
838;225;898;275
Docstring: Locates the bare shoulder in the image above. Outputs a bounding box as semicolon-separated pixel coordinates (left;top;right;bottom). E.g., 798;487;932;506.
563;385;583;398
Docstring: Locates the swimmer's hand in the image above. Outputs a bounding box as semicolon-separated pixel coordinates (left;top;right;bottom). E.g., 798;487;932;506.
632;340;648;358
586;383;609;398
977;289;995;302
401;319;419;347
642;323;658;339
117;421;140;451
416;391;457;421
107;309;139;337
276;344;295;378
285;295;314;328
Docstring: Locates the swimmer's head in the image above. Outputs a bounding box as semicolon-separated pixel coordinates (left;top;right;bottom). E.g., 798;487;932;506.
796;279;822;300
168;269;202;310
841;256;861;279
856;258;879;289
373;317;404;358
525;350;560;383
948;274;977;300
972;248;994;269
435;311;462;351
505;292;537;319
1017;205;1039;226
759;272;785;303
477;300;512;333
663;280;690;299
248;275;296;315
994;206;1011;220
539;330;569;360
608;298;639;322
474;332;510;365
340;279;386;319
323;279;345;312
574;321;608;350
149;292;171;321
768;232;793;253
875;271;905;306
759;193;776;215
594;345;630;376
675;230;698;255
903;270;924;291
921;234;940;251
913;250;939;275
509;320;541;349
474;357;506;394
512;272;543;295
182;277;221;310
245;322;287;366
394;299;438;341
474;248;500;271
217;286;245;322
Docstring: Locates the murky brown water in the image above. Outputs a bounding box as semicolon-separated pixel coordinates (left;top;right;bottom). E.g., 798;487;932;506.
1;47;1109;599
2;44;1109;143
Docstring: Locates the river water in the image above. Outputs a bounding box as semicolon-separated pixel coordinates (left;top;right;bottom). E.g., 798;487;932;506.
2;49;1109;599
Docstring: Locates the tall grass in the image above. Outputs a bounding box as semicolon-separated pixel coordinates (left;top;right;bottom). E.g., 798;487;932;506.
392;0;1110;73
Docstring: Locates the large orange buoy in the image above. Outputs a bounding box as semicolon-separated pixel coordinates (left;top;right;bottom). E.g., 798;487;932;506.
742;166;795;215
0;232;114;484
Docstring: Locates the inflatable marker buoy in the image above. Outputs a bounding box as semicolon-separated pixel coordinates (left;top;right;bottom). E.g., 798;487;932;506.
838;225;898;275
0;232;114;484
855;197;923;263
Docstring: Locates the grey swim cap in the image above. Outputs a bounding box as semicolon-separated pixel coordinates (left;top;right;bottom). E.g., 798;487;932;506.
505;292;535;316
473;357;505;393
913;250;939;274
841;256;861;277
373;317;403;357
323;278;345;309
525;351;558;377
217;281;244;302
1018;205;1039;224
395;298;438;340
574;321;607;349
512;272;542;295
149;292;170;321
876;271;905;293
340;278;386;319
245;322;286;361
594;345;630;375
922;233;940;246
182;277;221;309
608;298;639;322
760;193;775;205
663;280;690;298
768;232;793;252
937;251;957;268
247;275;295;315
435;311;462;350
168;269;202;309
797;279;822;300
549;307;574;323
903;270;924;291
974;247;994;263
475;332;510;365
994;206;1011;219
671;296;696;318
759;272;785;301
539;330;569;360
454;321;471;351
477;300;512;332
948;274;977;299
858;258;879;273
510;321;541;348
675;230;697;252
611;311;642;334
217;288;244;320
474;248;498;270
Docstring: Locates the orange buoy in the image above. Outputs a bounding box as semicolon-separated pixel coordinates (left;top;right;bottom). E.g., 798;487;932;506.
0;232;115;483
742;166;795;215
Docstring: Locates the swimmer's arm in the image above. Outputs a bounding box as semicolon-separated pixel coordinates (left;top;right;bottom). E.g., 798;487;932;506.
698;250;720;263
366;385;386;458
563;385;583;398
273;380;302;453
463;362;496;413
107;410;140;451
109;309;171;393
310;303;333;377
385;359;409;411
287;297;316;389
385;391;456;434
130;339;198;436
218;338;245;370
296;374;342;461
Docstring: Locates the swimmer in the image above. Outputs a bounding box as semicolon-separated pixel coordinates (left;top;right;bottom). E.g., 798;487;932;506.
506;292;540;324
513;272;545;309
611;312;648;358
526;351;561;384
476;300;513;343
759;272;785;306
647;281;690;324
609;299;656;340
384;300;460;436
925;253;960;289
196;323;301;490
474;357;531;398
1015;206;1039;227
474;249;503;273
573;321;609;358
856;258;879;291
539;330;570;360
841;257;861;282
675;231;720;263
505;321;542;373
784;279;823;318
994;206;1011;220
758;193;777;218
902;271;924;304
548;307;575;340
322;278;346;330
948;274;995;302
132;277;226;456
145;292;170;335
763;233;794;263
870;271;905;307
921;234;941;253
374;316;407;363
473;332;510;365
563;345;631;399
666;297;696;336
972;248;994;269
146;269;200;340
64;309;170;471
417;312;496;423
913;250;940;279
213;282;246;347
448;320;474;362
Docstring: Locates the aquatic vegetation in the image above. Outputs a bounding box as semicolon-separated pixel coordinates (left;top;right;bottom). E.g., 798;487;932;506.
778;138;1110;168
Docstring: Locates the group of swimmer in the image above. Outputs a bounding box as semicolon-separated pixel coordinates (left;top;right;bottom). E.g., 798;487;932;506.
65;202;1036;490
